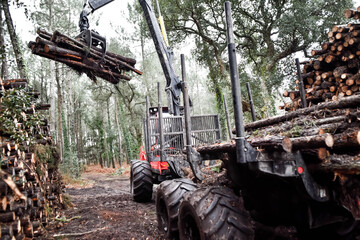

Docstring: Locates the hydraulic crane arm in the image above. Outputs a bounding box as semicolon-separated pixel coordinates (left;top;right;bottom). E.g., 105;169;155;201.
79;0;114;32
77;0;114;57
139;0;182;116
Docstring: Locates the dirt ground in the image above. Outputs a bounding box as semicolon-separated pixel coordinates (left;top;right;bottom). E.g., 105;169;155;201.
38;164;300;240
40;165;165;240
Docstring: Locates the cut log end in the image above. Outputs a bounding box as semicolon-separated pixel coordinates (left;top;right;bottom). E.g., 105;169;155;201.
325;133;335;148
282;137;292;153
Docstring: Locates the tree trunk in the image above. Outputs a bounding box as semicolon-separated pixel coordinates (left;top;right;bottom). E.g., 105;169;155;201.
1;0;26;79
55;62;63;162
206;54;226;140
107;98;115;169
114;96;122;167
101;102;110;168
0;8;8;79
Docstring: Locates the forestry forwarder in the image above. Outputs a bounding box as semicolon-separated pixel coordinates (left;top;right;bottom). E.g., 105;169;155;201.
76;0;222;203
153;2;360;240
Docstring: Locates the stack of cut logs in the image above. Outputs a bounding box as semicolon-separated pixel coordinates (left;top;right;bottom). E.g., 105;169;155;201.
280;7;360;111
28;28;142;84
0;78;64;239
198;77;360;173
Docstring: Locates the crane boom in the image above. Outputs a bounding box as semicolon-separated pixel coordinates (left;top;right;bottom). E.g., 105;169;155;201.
139;0;182;116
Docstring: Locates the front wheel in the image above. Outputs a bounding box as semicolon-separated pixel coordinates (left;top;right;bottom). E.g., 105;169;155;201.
156;178;197;239
178;186;254;240
130;160;153;202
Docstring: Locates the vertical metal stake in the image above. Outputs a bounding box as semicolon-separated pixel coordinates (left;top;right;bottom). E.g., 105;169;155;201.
295;58;307;108
246;82;257;122
158;82;165;162
145;96;151;155
225;2;246;164
223;94;232;139
181;54;203;181
181;54;192;153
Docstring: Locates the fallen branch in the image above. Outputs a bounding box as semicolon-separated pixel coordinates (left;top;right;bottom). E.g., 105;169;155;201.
53;227;107;237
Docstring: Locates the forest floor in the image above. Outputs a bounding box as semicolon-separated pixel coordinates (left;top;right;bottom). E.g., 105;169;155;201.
39;164;165;240
39;164;299;240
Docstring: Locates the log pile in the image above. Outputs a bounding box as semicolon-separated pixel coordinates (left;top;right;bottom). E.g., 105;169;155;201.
0;78;64;239
198;91;360;174
28;28;142;84
280;8;360;111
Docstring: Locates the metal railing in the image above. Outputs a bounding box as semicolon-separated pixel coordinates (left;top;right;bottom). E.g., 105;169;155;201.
147;114;221;155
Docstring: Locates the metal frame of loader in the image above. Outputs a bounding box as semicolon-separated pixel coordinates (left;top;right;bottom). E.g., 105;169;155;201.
144;105;221;182
153;2;359;240
130;81;221;203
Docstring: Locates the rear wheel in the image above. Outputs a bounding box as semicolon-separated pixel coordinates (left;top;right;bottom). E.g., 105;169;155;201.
178;186;254;240
130;160;153;202
156;178;197;239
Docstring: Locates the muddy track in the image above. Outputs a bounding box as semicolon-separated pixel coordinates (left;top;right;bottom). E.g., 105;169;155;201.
41;172;165;240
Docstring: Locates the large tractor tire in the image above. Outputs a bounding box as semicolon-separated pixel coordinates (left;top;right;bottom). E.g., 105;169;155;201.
130;160;153;202
178;186;254;240
156;178;197;239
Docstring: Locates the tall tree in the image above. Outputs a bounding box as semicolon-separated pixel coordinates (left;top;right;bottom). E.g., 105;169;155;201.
0;8;8;79
160;0;352;117
1;0;27;79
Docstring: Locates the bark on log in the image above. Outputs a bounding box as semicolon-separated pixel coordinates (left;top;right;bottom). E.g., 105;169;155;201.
30;47;129;83
0;212;15;223
244;95;360;130
283;133;334;152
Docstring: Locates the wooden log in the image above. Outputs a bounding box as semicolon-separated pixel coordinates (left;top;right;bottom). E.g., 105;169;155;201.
244;95;360;130
325;54;337;63
281;134;334;152
0;212;16;223
0;182;7;197
1;82;27;90
321;81;335;89
21;219;33;238
51;30;137;66
1;79;28;85
344;9;357;19
36;28;51;40
11;220;21;235
322;42;332;51
0;197;7;212
317;148;329;161
42;41;142;75
43;44;82;61
333;66;348;78
16;234;25;240
311;49;327;56
0;224;13;237
31;48;129;83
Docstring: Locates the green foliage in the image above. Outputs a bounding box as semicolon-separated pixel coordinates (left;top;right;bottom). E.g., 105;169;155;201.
211;165;221;173
61;150;80;178
32;144;55;166
158;0;353;117
0;88;43;144
283;125;303;138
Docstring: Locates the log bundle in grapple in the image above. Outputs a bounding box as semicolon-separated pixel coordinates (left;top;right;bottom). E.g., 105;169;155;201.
28;28;142;84
0;78;64;239
281;8;360;112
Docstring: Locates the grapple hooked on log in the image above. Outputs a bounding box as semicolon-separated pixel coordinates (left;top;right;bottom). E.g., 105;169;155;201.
76;0;114;59
76;29;106;61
